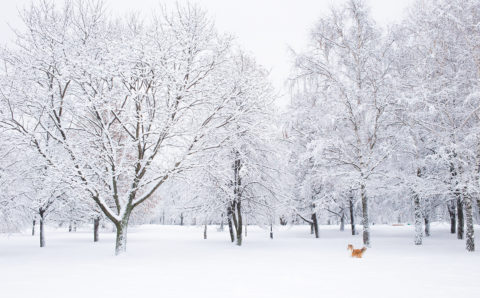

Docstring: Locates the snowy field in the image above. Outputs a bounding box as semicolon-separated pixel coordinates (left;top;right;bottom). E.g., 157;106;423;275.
1;224;479;298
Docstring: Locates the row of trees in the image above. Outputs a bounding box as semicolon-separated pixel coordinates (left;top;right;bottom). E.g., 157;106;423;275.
286;0;480;251
1;0;479;254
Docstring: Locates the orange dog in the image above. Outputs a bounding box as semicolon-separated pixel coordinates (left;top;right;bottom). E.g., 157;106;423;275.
347;244;367;258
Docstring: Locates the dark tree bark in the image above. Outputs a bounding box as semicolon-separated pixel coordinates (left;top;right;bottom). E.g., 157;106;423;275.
361;182;370;247
477;199;480;218
465;194;475;251
457;196;464;240
471;144;480;248
231;204;238;232
115;219;129;255
270;223;273;239
340;210;345;232
448;201;456;234
203;223;207;240
279;216;288;225
115;223;127;255
113;207;133;255
424;216;430;237
39;210;45;248
349;193;356;236
73;221;77;232
32;219;36;236
93;217;100;242
227;206;235;242
450;160;464;240
68;221;72;232
180;213;184;226
232;151;243;246
311;212;319;238
235;200;243;246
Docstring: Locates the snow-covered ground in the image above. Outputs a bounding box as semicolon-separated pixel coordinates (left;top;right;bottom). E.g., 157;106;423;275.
1;224;479;298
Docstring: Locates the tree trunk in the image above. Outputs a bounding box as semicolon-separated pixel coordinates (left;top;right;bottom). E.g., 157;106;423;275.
232;207;238;233
68;221;72;232
457;196;464;240
310;223;314;234
270;223;273;239
93;217;100;242
244;215;247;237
233;151;243;246
450;214;456;234
39;212;45;248
448;201;456;234
236;200;243;246
361;183;370;247
32;219;36;236
114;211;131;255
340;211;345;232
477;199;480;219
180;213;184;226
465;194;475;252
424;216;430;237
312;213;319;238
115;223;128;255
227;206;235;242
349;194;356;235
414;192;423;245
203;223;207;240
219;213;224;231
449;160;460;236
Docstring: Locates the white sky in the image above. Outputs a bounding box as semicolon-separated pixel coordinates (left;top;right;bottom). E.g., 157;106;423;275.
0;0;414;108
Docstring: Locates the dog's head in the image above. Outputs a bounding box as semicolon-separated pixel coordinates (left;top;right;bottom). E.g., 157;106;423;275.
347;244;353;251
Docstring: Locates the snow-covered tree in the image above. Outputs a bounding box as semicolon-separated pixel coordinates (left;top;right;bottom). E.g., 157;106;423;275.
1;0;274;254
0;133;30;233
171;52;286;245
289;0;398;246
399;0;480;251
